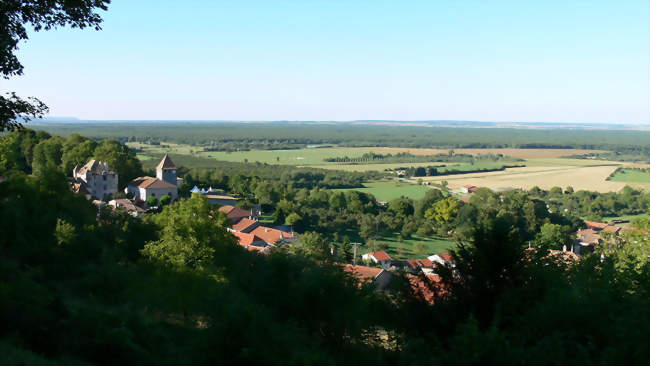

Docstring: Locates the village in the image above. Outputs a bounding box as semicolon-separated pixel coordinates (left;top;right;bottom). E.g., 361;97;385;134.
66;155;633;304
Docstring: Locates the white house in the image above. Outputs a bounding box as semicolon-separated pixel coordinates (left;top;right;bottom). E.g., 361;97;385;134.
72;160;118;200
428;253;455;267
125;155;178;202
362;251;393;269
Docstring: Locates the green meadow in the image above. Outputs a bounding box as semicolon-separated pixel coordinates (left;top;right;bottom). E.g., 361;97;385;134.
359;233;457;260
337;180;432;201
609;169;650;183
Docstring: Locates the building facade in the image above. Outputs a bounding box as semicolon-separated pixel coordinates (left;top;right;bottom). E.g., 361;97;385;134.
125;155;179;202
72;160;118;200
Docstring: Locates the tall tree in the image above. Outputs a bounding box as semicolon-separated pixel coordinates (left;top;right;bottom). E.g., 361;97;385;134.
141;195;236;269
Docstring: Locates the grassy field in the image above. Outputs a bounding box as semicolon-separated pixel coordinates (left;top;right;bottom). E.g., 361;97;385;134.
128;142;649;193
359;233;456;260
608;169;650;183
128;142;603;166
302;162;452;172
336;180;432;201
601;212;649;222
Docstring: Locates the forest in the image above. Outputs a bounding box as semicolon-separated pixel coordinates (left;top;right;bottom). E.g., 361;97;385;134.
33;122;650;158
1;157;649;365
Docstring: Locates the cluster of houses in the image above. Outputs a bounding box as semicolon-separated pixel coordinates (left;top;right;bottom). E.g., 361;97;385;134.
218;204;296;252
346;249;457;304
573;220;624;255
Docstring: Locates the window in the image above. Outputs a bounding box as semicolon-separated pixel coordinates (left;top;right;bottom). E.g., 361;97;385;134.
103;175;107;181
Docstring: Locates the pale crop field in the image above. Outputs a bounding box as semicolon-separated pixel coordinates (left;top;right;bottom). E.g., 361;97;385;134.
420;164;633;192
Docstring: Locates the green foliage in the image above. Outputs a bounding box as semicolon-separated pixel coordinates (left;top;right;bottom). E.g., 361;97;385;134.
294;231;331;260
33;122;650;153
425;197;460;225
0;129;143;190
54;218;76;247
93;139;143;188
145;195;158;207
141;195;235;269
535;222;573;250
31;136;64;175
158;194;172;206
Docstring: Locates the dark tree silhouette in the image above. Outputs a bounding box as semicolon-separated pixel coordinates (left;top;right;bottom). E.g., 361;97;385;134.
0;0;110;131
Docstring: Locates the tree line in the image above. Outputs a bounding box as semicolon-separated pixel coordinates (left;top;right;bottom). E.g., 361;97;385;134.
34;122;650;154
0;129;143;189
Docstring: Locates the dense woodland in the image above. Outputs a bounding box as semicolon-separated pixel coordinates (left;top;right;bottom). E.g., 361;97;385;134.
34;122;650;158
1;160;649;365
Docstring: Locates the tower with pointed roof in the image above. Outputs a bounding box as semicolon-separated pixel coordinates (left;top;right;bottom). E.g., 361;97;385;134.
156;154;177;186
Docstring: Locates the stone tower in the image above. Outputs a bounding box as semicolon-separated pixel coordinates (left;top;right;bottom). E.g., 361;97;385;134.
156;154;177;186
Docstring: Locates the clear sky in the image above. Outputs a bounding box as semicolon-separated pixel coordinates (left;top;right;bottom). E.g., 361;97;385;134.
3;0;649;123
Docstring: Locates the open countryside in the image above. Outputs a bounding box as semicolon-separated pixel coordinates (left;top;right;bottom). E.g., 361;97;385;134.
3;1;650;365
128;142;646;194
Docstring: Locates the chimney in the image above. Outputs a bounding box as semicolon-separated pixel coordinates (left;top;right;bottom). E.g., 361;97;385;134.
265;228;269;233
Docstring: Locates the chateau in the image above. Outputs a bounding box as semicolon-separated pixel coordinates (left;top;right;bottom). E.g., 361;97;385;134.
72;160;118;200
125;155;179;202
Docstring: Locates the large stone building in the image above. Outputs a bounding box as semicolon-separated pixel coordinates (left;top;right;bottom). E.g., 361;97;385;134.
125;155;179;202
72;160;118;200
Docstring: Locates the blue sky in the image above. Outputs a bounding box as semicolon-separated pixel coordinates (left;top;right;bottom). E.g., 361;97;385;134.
4;0;649;123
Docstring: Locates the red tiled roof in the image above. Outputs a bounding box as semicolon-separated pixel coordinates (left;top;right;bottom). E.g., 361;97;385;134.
418;258;434;267
343;264;382;281
218;205;253;221
602;225;621;234
577;229;601;245
463;184;475;189
459;197;470;203
250;226;295;245
140;177;176;189
231;218;259;232
367;251;392;261
585;221;608;230
439;253;454;262
232;231;265;247
127;176;176;189
408;274;443;305
406;259;422;268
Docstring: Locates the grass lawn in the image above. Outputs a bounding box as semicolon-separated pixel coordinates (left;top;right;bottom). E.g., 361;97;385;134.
359;232;456;260
608;169;650;183
601;212;649;223
337;180;432;201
